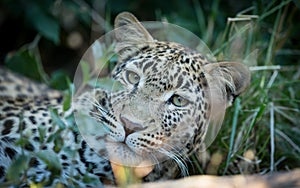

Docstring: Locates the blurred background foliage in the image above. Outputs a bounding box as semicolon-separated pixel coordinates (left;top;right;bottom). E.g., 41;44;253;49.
0;0;299;179
1;0;298;81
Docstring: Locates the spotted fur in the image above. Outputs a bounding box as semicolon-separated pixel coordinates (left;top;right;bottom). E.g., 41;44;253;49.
0;12;250;186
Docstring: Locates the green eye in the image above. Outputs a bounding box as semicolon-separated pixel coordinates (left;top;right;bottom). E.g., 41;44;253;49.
170;94;189;107
125;70;140;85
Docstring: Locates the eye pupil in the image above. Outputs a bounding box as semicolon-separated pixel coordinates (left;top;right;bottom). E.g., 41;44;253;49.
170;95;189;107
126;71;140;84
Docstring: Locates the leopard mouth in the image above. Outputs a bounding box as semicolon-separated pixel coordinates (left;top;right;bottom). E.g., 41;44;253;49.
105;116;166;166
105;141;147;166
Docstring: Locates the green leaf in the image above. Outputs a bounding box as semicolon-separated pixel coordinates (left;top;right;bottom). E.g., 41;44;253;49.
25;3;60;44
5;49;45;82
15;137;30;148
6;154;30;181
47;128;63;143
54;135;64;153
63;81;74;112
80;60;90;84
38;126;47;143
49;108;66;129
36;150;62;175
49;70;69;90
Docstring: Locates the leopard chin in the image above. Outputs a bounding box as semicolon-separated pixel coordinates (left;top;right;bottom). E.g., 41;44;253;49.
106;142;153;167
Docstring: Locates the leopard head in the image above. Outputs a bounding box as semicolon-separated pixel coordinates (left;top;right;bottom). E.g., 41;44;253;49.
75;12;250;171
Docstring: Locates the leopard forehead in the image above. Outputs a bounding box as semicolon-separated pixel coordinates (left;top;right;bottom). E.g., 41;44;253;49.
115;41;210;69
113;41;210;90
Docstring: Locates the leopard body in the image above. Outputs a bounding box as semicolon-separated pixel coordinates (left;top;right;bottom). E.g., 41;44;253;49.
0;12;250;187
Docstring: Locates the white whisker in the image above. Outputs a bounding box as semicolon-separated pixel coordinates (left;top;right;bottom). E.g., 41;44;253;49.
162;148;188;176
157;144;189;177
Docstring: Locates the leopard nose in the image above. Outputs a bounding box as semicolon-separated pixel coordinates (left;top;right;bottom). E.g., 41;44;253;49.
120;115;146;137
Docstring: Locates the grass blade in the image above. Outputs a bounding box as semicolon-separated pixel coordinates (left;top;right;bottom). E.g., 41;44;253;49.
223;98;240;175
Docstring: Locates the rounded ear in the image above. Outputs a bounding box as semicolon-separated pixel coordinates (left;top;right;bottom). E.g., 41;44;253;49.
114;12;154;60
114;12;153;42
203;62;251;107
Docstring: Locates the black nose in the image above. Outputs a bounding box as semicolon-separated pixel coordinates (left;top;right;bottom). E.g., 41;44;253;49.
120;115;146;138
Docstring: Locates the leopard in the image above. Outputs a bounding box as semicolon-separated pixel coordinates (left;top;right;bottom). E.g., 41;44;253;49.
0;12;250;187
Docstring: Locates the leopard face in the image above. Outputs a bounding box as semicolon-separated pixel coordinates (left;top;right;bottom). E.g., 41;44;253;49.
75;12;251;170
109;43;210;164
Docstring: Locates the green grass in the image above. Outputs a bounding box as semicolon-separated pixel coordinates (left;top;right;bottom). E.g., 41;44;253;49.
189;0;300;176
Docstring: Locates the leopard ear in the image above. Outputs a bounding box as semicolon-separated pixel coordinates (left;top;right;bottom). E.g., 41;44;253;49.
203;62;251;107
114;12;154;59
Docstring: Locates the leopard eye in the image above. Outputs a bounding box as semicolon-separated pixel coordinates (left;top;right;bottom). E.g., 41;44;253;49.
125;70;140;85
169;94;189;107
